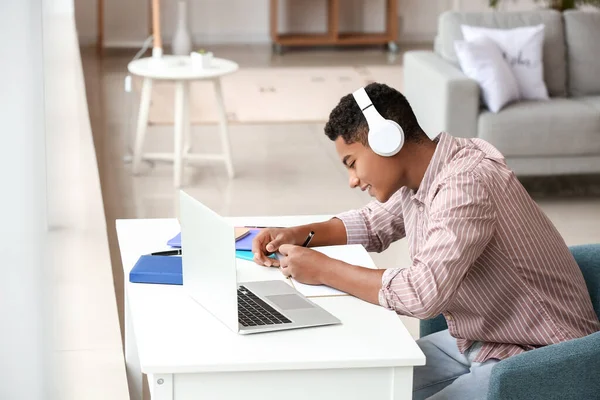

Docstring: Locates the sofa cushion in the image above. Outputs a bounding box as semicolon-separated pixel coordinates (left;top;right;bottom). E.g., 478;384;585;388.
564;11;600;97
436;10;567;97
577;96;600;113
477;99;600;157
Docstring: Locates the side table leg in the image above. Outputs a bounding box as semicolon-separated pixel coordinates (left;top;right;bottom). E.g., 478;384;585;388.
132;78;153;174
183;84;192;155
213;78;235;178
173;81;187;188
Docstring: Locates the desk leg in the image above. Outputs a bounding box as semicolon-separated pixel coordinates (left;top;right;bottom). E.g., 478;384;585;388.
173;81;188;188
152;374;174;400
132;78;153;174
213;78;235;178
125;288;143;400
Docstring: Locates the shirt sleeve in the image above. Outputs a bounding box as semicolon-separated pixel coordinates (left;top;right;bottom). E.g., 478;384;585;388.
335;190;406;253
378;172;497;319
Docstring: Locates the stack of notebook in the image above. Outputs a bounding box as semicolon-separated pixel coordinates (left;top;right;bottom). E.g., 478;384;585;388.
129;227;275;285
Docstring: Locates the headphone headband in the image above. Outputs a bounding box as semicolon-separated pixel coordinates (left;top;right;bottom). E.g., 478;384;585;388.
351;86;405;157
352;87;372;111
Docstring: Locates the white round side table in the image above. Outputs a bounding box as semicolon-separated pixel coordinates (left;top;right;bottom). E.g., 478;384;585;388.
127;55;239;187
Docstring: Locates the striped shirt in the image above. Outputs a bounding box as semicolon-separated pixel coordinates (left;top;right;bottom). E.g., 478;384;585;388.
336;132;600;362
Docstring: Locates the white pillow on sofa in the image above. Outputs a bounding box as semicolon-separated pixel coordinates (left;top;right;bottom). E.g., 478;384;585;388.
461;24;549;100
454;36;520;113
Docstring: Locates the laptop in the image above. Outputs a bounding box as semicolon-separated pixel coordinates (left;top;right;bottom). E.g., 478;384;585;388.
179;190;341;334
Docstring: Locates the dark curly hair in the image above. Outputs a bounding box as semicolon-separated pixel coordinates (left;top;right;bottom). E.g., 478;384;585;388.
324;82;426;146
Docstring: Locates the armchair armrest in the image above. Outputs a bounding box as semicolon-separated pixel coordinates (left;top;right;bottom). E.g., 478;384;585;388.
488;331;600;400
403;51;479;139
419;314;448;338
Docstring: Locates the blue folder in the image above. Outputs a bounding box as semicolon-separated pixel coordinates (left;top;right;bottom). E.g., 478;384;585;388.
235;229;260;251
167;229;260;251
234;250;277;262
129;255;182;285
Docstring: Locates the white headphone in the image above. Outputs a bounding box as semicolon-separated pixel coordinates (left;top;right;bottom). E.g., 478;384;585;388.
352;87;404;157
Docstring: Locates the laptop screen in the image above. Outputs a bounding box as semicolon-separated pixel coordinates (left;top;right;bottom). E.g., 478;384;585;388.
179;190;239;332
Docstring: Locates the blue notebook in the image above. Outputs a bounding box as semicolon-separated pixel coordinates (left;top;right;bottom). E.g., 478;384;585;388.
167;229;260;251
167;233;181;247
129;255;182;285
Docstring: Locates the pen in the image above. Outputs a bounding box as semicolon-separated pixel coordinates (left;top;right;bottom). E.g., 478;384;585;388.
282;231;315;280
150;249;182;256
301;231;315;247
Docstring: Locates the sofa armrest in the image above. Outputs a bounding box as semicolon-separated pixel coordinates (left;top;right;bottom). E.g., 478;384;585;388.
403;51;479;139
488;331;600;400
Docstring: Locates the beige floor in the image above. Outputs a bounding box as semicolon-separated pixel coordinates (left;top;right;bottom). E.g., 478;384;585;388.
82;44;600;343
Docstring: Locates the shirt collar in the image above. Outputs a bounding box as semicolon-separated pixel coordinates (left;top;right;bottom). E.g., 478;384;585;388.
412;132;455;203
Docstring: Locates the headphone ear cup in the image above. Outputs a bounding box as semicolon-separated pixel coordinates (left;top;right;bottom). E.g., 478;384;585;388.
368;120;404;157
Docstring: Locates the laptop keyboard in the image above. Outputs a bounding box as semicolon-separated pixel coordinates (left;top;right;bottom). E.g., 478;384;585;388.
237;286;292;327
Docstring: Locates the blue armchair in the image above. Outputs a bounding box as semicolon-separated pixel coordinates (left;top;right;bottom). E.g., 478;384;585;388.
419;244;600;400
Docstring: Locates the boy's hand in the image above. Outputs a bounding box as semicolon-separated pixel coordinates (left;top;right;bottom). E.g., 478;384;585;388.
278;244;334;285
251;228;298;267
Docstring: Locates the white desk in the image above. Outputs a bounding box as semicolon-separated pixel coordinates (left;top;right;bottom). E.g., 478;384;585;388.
117;216;425;400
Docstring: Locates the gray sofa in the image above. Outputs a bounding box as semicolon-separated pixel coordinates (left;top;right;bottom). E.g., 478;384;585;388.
404;10;600;176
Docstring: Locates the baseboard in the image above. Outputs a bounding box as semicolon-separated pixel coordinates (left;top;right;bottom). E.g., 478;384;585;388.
398;32;437;44
76;36;147;48
85;31;436;49
103;40;152;49
191;33;271;45
77;35;97;47
93;33;270;49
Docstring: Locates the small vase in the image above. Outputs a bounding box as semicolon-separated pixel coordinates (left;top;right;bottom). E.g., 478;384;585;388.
172;1;192;56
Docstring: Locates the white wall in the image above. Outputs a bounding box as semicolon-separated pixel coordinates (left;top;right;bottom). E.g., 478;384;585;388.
77;0;540;48
45;0;74;14
0;0;50;399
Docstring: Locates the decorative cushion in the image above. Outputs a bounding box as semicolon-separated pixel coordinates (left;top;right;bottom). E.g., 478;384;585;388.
461;24;548;100
454;36;520;112
435;10;567;97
